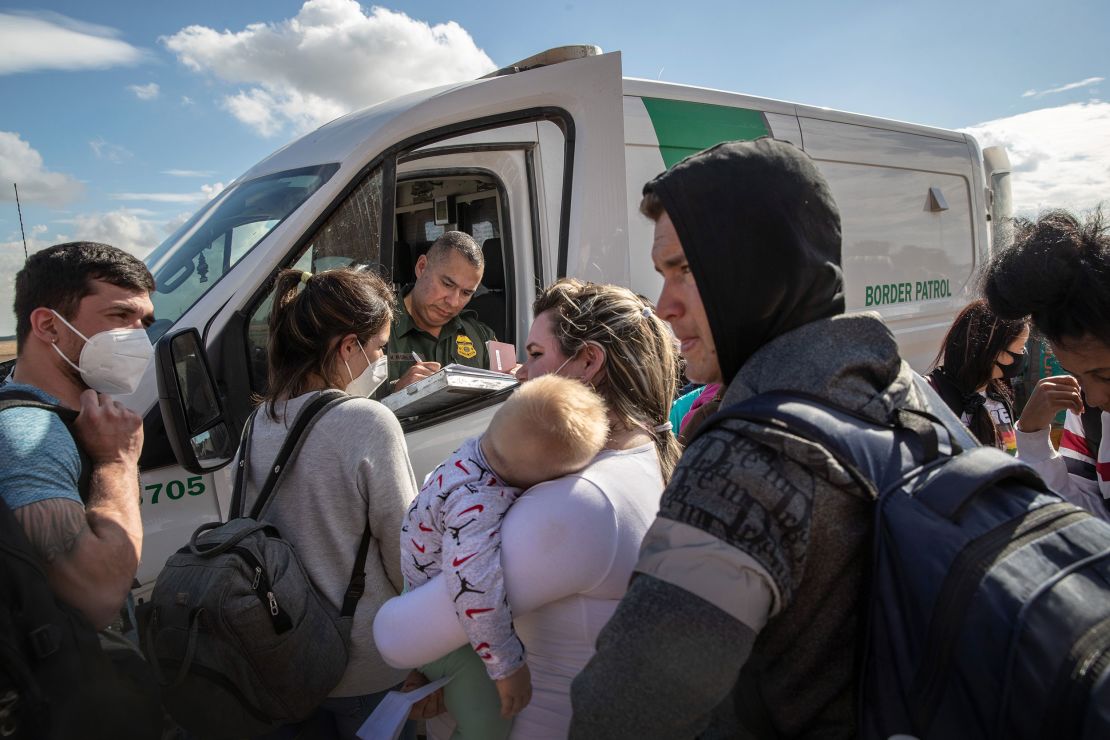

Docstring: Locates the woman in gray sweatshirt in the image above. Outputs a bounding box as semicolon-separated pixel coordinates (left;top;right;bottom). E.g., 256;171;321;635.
243;266;418;739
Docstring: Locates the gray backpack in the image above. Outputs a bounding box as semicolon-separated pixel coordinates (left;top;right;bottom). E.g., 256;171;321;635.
138;391;371;739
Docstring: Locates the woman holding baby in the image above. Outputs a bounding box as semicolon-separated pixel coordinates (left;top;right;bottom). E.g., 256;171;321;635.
374;278;680;739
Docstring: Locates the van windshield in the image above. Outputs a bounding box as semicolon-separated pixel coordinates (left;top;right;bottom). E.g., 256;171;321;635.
144;164;339;341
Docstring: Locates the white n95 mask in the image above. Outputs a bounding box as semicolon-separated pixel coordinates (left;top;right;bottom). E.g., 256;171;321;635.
50;310;154;396
345;344;388;397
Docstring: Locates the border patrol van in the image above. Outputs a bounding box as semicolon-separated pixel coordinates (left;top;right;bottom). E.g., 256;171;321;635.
122;46;1010;597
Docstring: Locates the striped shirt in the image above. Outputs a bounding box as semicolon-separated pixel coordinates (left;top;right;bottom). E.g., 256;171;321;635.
1015;409;1110;522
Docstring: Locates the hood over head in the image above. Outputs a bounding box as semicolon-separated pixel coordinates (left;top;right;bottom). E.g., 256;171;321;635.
644;137;844;383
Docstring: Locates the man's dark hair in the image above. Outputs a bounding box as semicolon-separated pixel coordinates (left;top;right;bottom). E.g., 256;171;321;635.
639;190;665;222
14;242;155;351
983;208;1110;348
426;231;484;270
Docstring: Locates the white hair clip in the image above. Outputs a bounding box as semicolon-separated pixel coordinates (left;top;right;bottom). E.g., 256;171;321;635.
641;306;654;319
653;421;673;433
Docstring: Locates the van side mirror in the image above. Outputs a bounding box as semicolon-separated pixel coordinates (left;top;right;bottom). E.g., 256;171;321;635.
155;328;236;474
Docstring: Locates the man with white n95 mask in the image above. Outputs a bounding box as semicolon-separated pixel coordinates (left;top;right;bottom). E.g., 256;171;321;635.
2;241;155;629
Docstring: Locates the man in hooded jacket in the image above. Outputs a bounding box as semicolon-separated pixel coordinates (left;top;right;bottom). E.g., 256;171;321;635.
569;138;933;739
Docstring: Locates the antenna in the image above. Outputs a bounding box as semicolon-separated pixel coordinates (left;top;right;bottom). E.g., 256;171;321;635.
14;183;28;261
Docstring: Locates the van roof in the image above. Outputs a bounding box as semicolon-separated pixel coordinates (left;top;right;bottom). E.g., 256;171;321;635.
623;78;969;142
238;50;970;183
238;81;470;182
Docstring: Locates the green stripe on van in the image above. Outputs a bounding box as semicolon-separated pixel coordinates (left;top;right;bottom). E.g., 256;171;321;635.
642;98;769;170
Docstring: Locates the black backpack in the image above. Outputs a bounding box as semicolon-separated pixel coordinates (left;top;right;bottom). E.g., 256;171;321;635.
696;377;1110;739
0;387;162;739
139;391;371;738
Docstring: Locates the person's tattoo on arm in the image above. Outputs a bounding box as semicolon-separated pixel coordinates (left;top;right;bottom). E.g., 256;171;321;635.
13;498;89;564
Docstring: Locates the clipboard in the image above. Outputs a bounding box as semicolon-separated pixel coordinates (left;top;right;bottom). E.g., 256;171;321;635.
381;364;518;417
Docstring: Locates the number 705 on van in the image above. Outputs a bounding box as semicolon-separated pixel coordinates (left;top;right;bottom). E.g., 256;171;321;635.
141;476;206;505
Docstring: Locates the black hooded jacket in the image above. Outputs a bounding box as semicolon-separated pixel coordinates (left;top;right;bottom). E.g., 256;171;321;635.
643;137;846;382
570;140;910;740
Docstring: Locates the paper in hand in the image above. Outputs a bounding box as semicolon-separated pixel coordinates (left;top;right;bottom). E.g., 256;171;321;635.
486;340;517;373
357;675;452;740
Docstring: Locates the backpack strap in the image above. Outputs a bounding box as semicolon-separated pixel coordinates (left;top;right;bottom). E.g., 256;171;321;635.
689;390;892;501
249;390;349;519
690;379;1044;521
0;388;92;503
229;409;260;520
341;527;373;619
918;446;1048;519
688;379;969;500
232;390;346;521
233;390;373;618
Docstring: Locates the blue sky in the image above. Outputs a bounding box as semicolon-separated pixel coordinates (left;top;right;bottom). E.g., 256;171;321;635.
1;0;1108;336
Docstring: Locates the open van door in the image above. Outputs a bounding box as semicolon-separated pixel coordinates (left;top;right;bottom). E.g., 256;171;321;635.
152;49;631;535
382;49;631;288
366;49;632;476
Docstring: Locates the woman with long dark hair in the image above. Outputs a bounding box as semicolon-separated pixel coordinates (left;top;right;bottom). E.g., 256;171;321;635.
926;299;1030;452
248;267;418;738
984;208;1110;520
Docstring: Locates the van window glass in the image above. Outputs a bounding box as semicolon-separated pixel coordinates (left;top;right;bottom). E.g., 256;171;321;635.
144;164;338;342
461;196;500;245
245;165;384;390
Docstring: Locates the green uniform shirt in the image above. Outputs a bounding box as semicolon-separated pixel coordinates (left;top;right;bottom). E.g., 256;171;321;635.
386;293;496;386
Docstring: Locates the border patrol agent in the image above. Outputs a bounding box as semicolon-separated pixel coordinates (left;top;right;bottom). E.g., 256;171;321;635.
385;231;497;392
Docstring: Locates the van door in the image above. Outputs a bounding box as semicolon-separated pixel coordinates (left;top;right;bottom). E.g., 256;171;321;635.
797;115;984;370
197;51;627;486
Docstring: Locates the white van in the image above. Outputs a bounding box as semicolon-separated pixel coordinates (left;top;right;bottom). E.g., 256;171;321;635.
125;46;1009;596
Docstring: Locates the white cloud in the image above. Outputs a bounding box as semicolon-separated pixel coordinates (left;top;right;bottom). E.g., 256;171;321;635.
961;101;1110;217
1;209;169;259
162;0;495;137
89;137;133;163
181;95;195;106
200;183;225;200
0;210;186;336
0;11;145;75
0;131;83;205
1021;76;1103;99
110;182;225;204
162;169;215;177
66;210;174;258
128;82;160;100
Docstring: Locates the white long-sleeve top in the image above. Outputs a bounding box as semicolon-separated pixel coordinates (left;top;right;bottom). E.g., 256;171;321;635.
1016;408;1110;522
375;443;663;740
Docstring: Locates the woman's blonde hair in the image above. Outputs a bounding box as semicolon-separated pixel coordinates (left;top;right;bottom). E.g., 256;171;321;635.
533;279;681;482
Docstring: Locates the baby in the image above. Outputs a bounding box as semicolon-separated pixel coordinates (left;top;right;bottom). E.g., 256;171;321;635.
400;374;609;738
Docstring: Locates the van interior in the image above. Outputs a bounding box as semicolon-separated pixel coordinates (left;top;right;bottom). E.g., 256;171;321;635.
393;174;509;342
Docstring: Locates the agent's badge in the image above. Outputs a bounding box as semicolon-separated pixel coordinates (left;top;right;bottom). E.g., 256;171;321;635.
455;334;477;359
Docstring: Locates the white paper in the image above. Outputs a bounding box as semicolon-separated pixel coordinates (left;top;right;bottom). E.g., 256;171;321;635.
357;676;452;740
